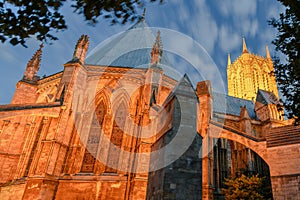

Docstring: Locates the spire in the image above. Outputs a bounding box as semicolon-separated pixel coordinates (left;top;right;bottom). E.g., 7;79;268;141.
242;37;248;53
266;44;272;60
150;31;163;65
24;44;43;81
73;35;89;63
227;53;231;66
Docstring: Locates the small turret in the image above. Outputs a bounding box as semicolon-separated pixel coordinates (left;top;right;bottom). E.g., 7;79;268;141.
12;44;43;103
143;31;164;109
266;44;272;60
227;53;231;66
72;35;89;64
23;44;43;82
150;31;163;66
242;37;248;54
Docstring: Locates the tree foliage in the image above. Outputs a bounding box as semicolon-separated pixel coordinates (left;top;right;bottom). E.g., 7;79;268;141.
0;0;162;47
221;174;266;200
269;0;300;124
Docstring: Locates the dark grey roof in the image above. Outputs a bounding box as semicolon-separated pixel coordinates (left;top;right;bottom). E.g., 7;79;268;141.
213;92;256;119
256;89;280;105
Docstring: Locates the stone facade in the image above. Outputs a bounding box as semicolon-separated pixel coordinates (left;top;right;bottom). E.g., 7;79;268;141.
227;38;279;101
147;76;202;200
0;18;300;200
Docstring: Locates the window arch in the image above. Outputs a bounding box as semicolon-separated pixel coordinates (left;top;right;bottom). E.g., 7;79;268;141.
105;101;127;173
81;101;107;173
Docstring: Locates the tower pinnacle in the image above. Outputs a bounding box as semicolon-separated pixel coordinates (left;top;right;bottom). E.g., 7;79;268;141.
150;31;163;65
227;53;231;66
73;35;89;63
24;44;43;81
266;44;272;60
242;37;248;53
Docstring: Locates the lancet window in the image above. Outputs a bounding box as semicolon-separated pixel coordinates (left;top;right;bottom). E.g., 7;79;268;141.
81;101;106;172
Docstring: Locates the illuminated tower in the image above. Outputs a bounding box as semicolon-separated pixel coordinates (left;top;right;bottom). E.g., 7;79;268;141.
227;38;279;101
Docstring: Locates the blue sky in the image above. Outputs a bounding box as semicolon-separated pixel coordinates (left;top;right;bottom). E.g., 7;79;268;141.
0;0;284;104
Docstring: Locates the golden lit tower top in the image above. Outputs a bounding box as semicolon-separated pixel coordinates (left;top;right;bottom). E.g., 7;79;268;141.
227;38;279;101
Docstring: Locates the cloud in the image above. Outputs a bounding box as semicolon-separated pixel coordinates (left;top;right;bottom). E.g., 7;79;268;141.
232;0;257;18
160;29;226;92
190;0;219;54
267;3;285;19
155;0;219;55
215;0;259;37
219;25;240;52
0;0;284;103
218;0;257;19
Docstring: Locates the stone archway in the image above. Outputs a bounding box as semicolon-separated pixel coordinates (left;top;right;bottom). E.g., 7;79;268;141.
204;121;300;200
209;121;268;162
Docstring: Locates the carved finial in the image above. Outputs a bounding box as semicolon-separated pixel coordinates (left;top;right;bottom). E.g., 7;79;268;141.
266;44;272;60
150;31;163;65
242;37;248;53
24;44;43;81
73;35;89;63
227;53;231;66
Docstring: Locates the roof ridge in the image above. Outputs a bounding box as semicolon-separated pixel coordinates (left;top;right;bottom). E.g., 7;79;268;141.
213;91;254;103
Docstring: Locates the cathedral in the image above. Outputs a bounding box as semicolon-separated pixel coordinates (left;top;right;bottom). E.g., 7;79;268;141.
0;17;297;200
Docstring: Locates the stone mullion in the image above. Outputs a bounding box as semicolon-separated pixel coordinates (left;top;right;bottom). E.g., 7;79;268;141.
93;113;113;174
128;114;142;173
80;127;99;173
78;111;97;173
120;115;136;174
116;115;129;174
105;112;122;173
102;113;115;173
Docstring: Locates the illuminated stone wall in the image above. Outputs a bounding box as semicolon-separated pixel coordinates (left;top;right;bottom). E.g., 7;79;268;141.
227;40;279;101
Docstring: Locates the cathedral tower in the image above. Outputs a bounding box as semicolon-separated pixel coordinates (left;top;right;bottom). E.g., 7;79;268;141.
227;38;279;101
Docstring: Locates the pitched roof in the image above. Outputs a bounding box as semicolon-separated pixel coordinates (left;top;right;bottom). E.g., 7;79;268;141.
267;125;300;147
85;19;171;69
162;74;197;107
213;92;256;119
256;89;280;105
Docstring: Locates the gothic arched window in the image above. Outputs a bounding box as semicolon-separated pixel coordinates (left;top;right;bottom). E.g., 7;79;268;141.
105;102;127;173
81;101;106;173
